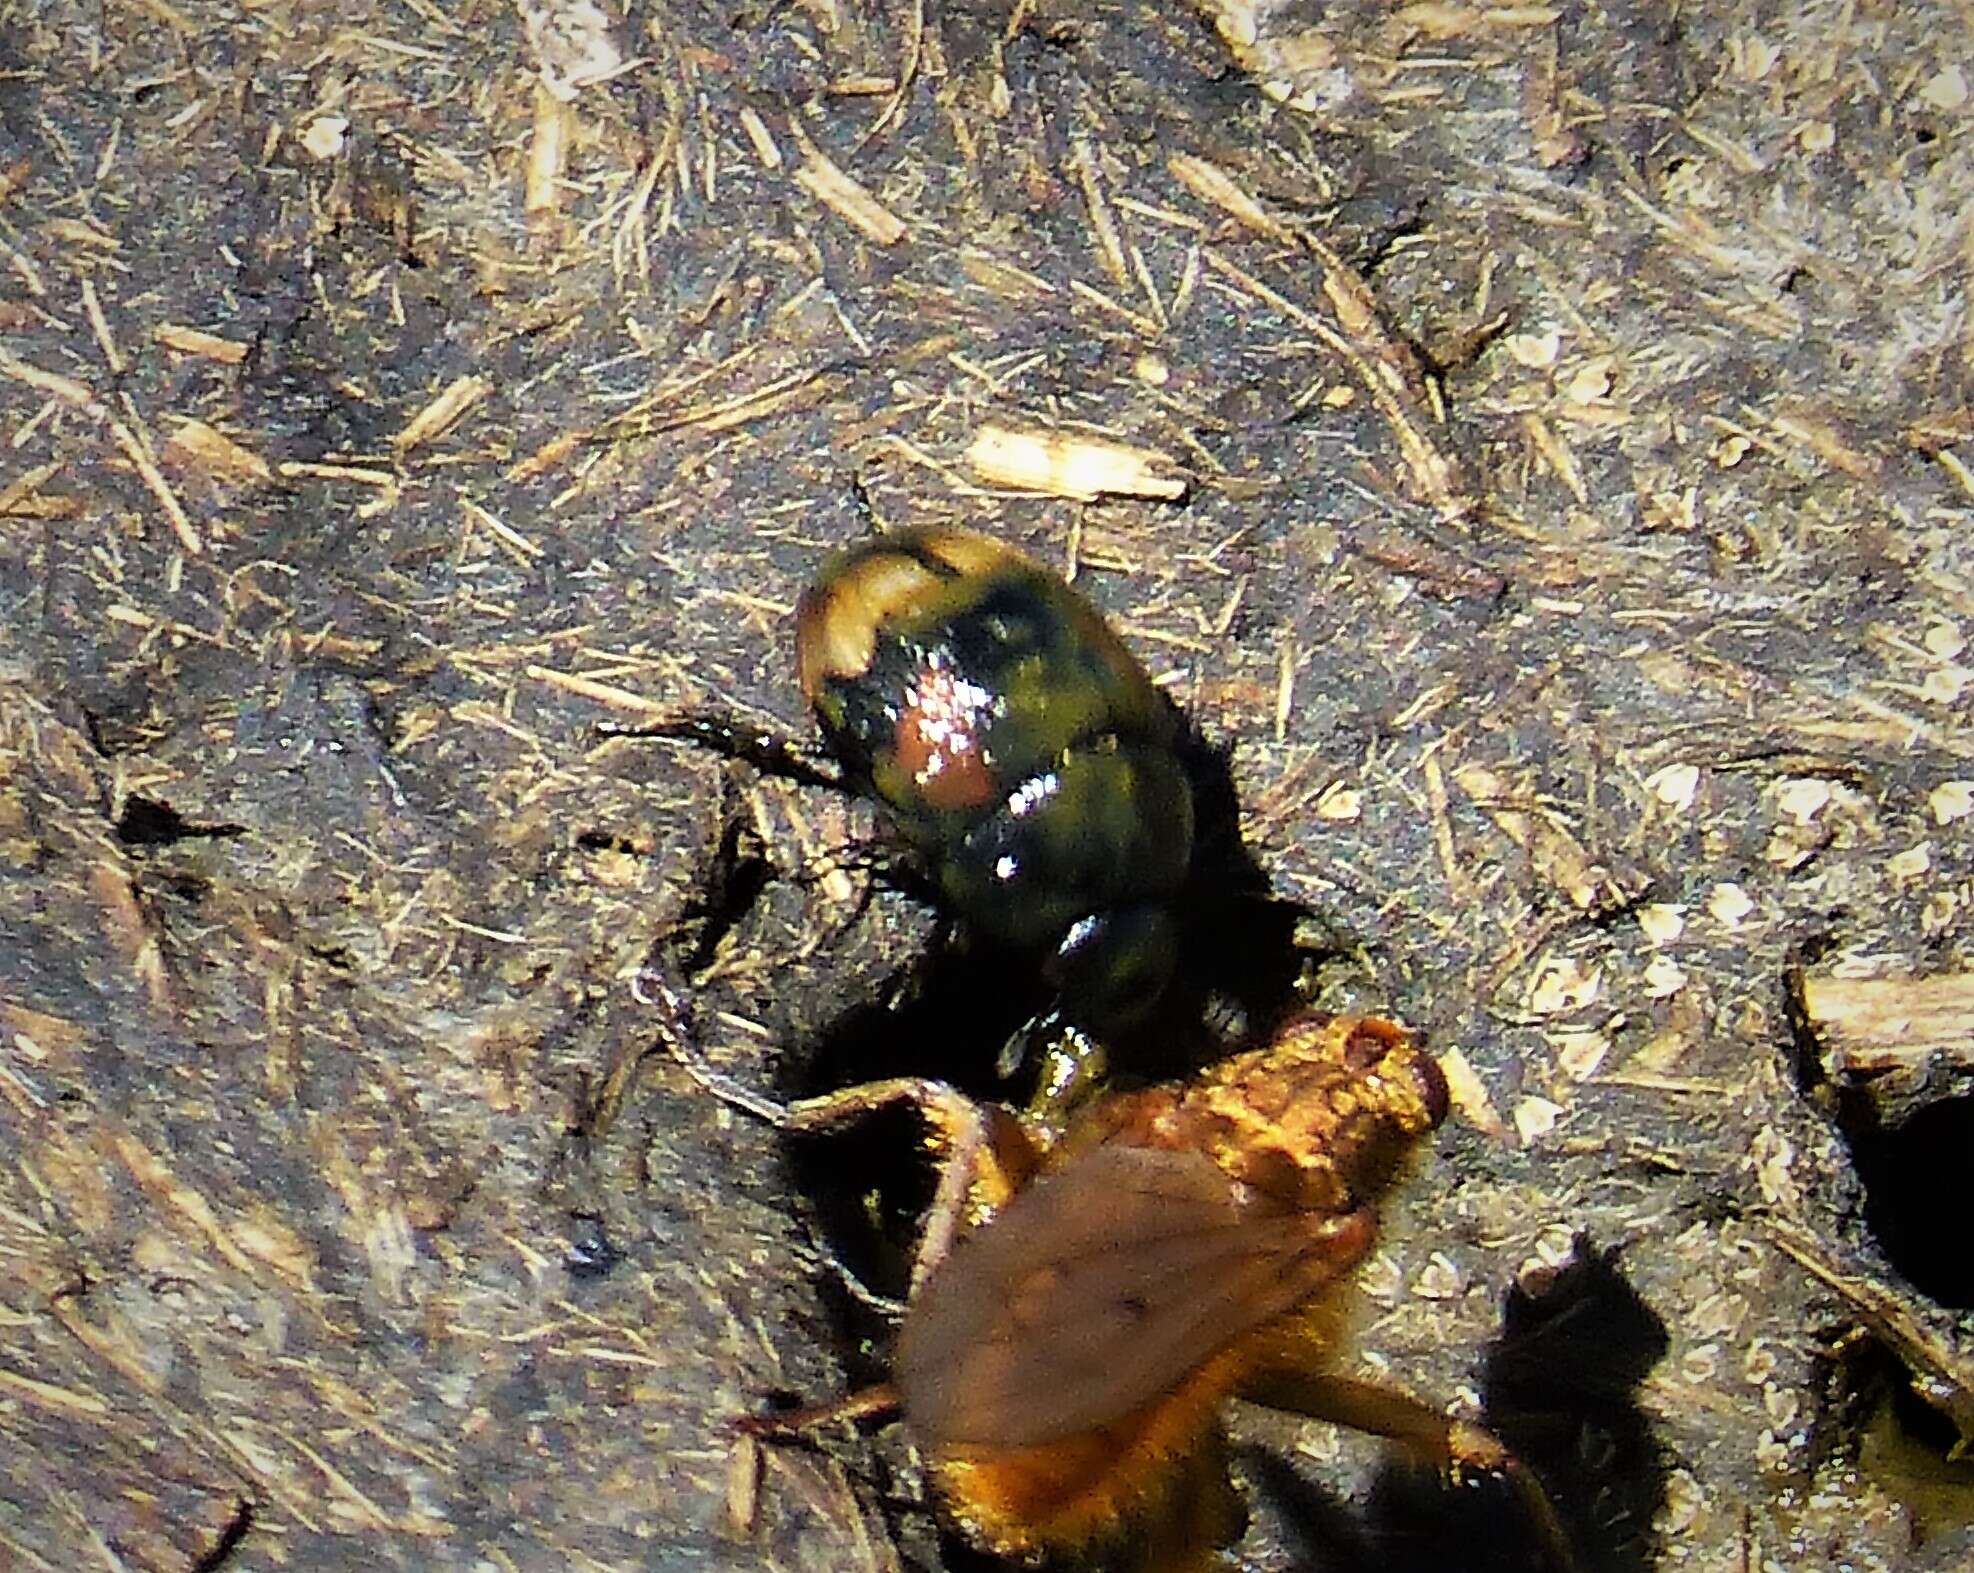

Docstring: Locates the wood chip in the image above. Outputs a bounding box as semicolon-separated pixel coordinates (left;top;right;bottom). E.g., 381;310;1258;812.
1167;154;1288;242
300;114;349;161
1436;1044;1507;1139
1513;1095;1564;1144
0;461;75;519
965;423;1186;501
525;82;572;218
792;146;907;246
527;664;670;716
0;1367;111;1422
0;346;99;408
106;414;202;555
162;418;273;487
154;322;250;363
1930;781;1974;824
79;277;125;375
1647;762;1700;810
395;373;490;452
1800;971;1974;1077
738;106;782;171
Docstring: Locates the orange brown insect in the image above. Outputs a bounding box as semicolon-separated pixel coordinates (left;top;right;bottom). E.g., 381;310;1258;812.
658;1001;1568;1571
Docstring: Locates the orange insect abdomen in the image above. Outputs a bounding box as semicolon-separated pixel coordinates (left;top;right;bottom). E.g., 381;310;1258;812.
932;1350;1242;1556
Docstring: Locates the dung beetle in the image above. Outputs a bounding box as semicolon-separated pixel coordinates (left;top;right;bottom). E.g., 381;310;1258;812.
638;525;1199;1102
795;527;1194;1047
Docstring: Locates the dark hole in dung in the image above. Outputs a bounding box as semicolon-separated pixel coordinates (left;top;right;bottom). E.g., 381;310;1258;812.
1832;1333;1974;1540
115;795;246;846
668;789;779;974
1852;1095;1974;1309
788;948;1048;1339
1887;1361;1967;1459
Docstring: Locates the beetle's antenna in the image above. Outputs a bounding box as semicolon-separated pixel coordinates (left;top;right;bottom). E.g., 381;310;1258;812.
633;966;794;1127
598;714;846;793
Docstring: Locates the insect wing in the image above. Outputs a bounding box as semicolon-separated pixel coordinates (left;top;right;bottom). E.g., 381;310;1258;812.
894;1143;1371;1449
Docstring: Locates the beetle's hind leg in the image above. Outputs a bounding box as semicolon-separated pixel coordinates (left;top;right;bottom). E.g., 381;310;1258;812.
1234;1367;1576;1572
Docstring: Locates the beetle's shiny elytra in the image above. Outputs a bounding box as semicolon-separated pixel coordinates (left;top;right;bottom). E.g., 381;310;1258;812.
794;526;1195;1032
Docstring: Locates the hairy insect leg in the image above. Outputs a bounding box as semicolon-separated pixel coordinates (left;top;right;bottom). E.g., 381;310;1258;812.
639;967;795;1126
642;972;1033;1290
782;1078;1038;1291
1236;1367;1575;1572
597;710;845;792
737;1381;903;1440
641;965;1042;1292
